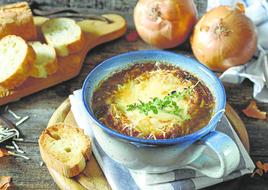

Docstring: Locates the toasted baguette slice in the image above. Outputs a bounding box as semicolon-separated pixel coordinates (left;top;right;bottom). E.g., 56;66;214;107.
41;18;84;57
0;2;37;40
29;41;58;78
0;35;36;89
39;123;91;177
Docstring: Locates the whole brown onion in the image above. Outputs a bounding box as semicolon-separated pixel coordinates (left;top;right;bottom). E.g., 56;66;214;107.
134;0;197;49
190;4;257;72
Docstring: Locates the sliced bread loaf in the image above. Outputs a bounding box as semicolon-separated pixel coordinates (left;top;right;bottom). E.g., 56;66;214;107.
0;2;37;40
39;123;91;177
0;35;36;89
29;41;58;78
41;18;84;57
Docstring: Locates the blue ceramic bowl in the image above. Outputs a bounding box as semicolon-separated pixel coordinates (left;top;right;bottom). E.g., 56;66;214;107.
82;50;226;145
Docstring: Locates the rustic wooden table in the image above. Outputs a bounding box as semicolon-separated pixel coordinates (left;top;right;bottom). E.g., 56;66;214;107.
0;33;267;190
0;0;268;189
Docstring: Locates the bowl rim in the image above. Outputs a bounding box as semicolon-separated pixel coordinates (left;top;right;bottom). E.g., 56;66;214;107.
82;50;226;145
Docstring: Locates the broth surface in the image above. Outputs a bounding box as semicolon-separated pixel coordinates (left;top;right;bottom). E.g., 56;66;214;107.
92;62;215;139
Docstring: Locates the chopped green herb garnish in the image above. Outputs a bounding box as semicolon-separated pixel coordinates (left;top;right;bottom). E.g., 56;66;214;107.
126;83;198;116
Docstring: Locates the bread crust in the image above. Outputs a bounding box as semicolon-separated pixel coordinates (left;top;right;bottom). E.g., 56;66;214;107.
39;123;91;177
46;58;59;76
29;42;59;78
0;36;36;89
67;32;85;55
41;18;84;57
0;2;37;40
30;58;58;78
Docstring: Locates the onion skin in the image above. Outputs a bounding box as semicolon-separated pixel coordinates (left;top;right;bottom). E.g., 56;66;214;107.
134;0;197;49
190;5;257;72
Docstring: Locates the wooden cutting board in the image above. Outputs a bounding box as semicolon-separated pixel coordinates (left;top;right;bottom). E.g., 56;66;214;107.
0;14;127;106
47;99;112;190
46;98;250;190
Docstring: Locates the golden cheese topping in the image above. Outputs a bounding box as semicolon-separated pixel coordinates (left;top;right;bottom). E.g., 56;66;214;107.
107;70;193;138
92;62;215;139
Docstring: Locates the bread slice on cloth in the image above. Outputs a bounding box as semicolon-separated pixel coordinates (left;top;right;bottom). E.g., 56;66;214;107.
41;18;84;57
29;41;58;78
0;35;36;89
0;2;37;40
39;123;91;177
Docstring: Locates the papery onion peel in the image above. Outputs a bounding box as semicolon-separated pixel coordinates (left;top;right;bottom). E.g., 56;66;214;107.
242;100;266;120
191;4;257;71
0;176;12;190
134;0;197;48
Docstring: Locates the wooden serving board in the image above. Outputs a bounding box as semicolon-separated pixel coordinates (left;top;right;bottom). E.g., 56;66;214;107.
0;14;127;106
46;98;250;190
48;99;111;190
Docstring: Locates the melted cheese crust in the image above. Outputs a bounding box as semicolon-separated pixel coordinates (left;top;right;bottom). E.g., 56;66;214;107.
93;63;215;139
107;69;195;138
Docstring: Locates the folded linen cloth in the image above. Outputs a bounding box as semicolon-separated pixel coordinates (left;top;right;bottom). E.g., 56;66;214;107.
207;0;268;102
69;90;255;190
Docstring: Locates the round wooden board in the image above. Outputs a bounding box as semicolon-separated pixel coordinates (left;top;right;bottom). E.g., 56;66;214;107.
46;98;250;190
47;98;111;190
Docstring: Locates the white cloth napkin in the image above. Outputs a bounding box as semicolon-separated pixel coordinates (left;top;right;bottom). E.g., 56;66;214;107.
207;0;268;102
69;90;255;190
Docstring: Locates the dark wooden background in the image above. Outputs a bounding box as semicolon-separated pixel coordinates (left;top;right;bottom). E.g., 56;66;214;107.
0;0;268;189
0;0;208;26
